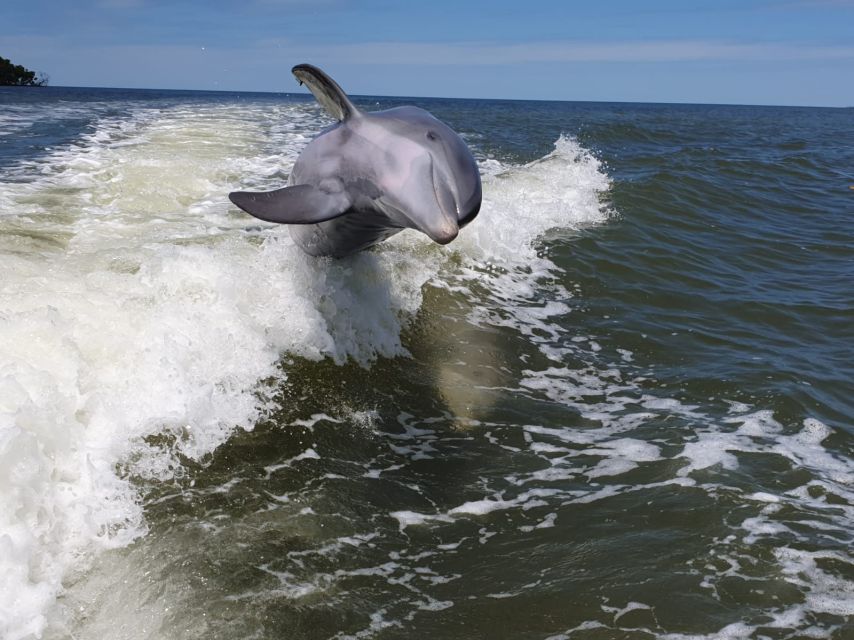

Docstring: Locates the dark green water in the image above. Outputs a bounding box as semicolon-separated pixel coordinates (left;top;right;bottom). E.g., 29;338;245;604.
0;88;852;639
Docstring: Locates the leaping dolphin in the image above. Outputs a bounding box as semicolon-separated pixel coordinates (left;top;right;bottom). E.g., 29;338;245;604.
229;64;482;257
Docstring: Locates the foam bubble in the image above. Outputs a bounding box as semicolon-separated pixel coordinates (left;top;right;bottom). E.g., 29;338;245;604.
390;511;453;530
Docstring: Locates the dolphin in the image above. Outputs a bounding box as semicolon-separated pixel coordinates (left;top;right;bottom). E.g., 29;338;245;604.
229;64;482;257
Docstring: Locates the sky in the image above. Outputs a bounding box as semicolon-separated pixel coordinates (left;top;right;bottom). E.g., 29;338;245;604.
2;0;854;106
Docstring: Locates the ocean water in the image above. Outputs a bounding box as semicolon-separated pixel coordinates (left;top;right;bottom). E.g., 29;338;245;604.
0;86;851;640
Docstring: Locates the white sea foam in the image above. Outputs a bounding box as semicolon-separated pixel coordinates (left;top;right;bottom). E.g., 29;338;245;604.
459;135;611;262
0;102;423;639
6;97;848;640
0;98;618;638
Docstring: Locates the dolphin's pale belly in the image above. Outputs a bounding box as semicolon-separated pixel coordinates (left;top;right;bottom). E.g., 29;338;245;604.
289;207;405;257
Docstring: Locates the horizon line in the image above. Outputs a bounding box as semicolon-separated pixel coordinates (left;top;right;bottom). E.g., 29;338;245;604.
5;83;850;111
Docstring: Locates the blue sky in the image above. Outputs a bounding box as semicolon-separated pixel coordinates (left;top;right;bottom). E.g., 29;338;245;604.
2;0;853;106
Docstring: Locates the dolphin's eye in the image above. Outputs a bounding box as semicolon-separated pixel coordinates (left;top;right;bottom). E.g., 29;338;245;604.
426;131;439;142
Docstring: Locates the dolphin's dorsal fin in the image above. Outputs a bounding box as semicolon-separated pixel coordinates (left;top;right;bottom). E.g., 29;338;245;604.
292;64;360;122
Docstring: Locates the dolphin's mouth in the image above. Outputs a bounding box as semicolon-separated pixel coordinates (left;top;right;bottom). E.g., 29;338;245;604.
428;159;460;244
429;226;459;245
377;154;469;246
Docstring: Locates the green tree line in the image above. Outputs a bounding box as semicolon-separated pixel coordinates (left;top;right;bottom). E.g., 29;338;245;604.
1;56;48;86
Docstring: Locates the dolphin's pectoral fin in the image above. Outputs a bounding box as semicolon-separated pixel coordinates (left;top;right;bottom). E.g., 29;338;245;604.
229;185;350;225
292;64;360;122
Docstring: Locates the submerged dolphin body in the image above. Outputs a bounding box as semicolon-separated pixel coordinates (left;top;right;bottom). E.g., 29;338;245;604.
229;64;482;257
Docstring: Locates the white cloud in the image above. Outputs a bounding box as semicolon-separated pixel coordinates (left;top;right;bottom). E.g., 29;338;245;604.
5;33;853;73
306;39;854;65
97;0;144;8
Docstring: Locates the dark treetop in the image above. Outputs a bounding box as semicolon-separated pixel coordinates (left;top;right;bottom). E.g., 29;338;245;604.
0;56;47;86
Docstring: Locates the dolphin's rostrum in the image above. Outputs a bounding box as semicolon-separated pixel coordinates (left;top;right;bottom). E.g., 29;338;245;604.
229;64;482;257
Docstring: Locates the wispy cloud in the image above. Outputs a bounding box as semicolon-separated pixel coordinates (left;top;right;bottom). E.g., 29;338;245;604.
784;0;854;6
302;39;854;65
7;34;853;76
97;0;144;8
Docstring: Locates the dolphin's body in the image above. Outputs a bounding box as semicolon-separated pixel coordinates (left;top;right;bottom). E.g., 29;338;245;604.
229;64;482;257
